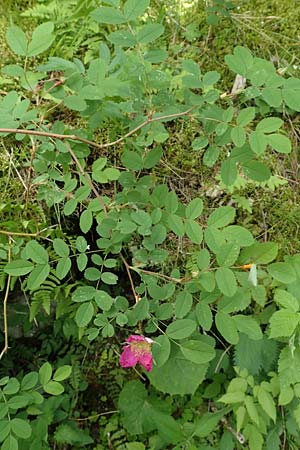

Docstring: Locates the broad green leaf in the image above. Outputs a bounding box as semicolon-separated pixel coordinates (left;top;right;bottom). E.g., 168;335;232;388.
20;372;38;391
239;242;278;264
64;198;77;215
269;310;299;338
220;158;237;186
101;272;118;285
185;198;203;219
136;23;164;44
225;46;253;77
102;168;121;181
262;87;282;107
257;387;276;422
0;420;10;443
118;381;153;434
150;224;167;244
267;133;291;154
218;289;251;313
7;395;29;409
6;25;28;56
216;242;240;267
75;185;91;202
245;396;259;425
11;418;31;439
3;378;20;395
249;130;267;155
233;315;262;340
207;206;235;228
268;262;297;284
27;22;55;56
75;302;94;327
56;257;71;280
148;344;208;395
256;117;283;133
90;7;126;24
199;271;216;292
242;161;271;182
72;286;95;302
204;227;225;253
175;291;193;318
108;30;136;48
26;264;50;290
231;126;246;147
215;268;237;297
192;136;209;150
202;71;220;87
131;210;152;227
185;219;203;244
195;302;213;330
25;240;49;264
215;311;239;344
203;145;220;167
64;95;87;112
80;209;93;233
274;289;299;312
237;107;255;126
76;236;88;252
123;0;149;20
196;249;210;270
39;362;52;385
2;435;18;450
77;254;88;272
143;146;162;168
152;411;183;444
236;406;246;432
194;411;225;437
121;150;143;170
219;391;245;403
167;214;185;236
85;268;103;281
222;225;254;247
92;157;107;173
282;77;300;111
4;259;33;276
180;340;215;364
53;365;72;382
166;319;197;340
152;335;171;367
94;290;113;311
43;381;64;396
53;238;69;257
278;385;294;406
54;424;93;445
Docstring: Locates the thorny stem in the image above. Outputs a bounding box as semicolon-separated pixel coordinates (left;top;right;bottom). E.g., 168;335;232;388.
0;227;51;237
210;405;245;445
0;106;195;151
65;143;107;214
75;410;119;421
0;238;11;360
130;265;191;284
119;253;140;304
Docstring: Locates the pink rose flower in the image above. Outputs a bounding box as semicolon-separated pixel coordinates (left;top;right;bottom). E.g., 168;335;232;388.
120;335;154;372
